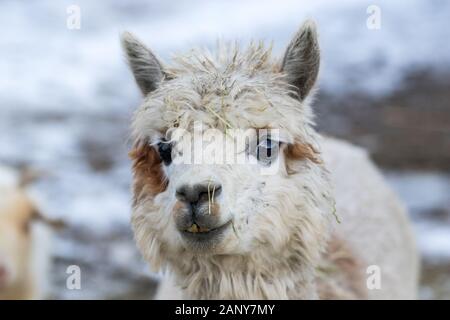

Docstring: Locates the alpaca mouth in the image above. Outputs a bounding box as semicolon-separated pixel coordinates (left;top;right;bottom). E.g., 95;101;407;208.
185;223;212;233
181;220;232;244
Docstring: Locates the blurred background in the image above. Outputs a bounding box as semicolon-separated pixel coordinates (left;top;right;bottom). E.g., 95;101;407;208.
0;0;449;299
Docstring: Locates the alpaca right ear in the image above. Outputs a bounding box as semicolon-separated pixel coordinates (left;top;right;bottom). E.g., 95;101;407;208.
121;32;164;95
281;20;320;100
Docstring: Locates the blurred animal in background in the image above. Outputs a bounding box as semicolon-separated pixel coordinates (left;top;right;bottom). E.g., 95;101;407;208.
122;20;419;299
0;165;62;300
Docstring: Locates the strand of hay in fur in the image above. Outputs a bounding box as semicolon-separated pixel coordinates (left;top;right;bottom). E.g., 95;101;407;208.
207;178;215;215
167;42;274;76
331;201;341;224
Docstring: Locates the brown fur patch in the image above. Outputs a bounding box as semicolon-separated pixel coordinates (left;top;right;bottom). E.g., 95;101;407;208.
129;142;168;205
285;142;321;164
317;234;368;299
284;142;321;174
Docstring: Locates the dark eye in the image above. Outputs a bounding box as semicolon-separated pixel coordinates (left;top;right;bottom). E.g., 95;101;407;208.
256;137;279;165
157;140;172;165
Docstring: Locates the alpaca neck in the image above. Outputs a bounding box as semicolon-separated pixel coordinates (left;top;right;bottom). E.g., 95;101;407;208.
170;252;318;299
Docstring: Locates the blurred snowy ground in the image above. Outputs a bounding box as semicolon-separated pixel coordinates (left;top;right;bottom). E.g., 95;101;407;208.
0;0;449;299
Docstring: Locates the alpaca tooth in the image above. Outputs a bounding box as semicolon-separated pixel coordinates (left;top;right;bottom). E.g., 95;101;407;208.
186;223;210;233
187;224;199;233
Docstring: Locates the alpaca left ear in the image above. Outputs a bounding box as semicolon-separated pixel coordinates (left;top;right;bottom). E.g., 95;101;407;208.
121;32;165;96
281;20;320;100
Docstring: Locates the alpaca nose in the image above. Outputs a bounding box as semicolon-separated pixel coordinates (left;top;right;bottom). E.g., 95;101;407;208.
176;183;222;205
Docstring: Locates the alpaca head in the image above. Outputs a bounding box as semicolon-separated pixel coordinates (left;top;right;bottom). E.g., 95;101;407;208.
123;21;334;275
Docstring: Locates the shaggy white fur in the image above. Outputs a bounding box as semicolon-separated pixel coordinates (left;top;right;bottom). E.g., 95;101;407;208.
123;21;419;299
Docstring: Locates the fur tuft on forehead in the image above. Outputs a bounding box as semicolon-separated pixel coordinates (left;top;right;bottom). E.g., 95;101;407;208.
166;42;276;77
131;42;318;149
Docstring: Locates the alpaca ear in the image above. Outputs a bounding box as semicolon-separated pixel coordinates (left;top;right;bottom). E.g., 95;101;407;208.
281;20;320;100
121;32;164;95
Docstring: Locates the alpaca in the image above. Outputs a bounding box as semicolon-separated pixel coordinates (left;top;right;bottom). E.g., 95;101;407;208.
122;20;419;299
0;166;53;300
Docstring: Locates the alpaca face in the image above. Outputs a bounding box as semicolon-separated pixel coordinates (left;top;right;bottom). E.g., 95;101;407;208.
146;127;292;253
124;21;333;270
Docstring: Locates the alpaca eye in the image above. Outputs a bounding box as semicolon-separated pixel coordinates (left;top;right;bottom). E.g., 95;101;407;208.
157;141;172;165
257;138;279;165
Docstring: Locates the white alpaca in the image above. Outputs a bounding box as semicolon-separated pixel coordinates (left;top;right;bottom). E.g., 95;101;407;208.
122;20;419;299
0;166;53;300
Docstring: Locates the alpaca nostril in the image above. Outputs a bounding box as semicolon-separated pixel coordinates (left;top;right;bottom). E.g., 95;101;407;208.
175;188;187;202
176;183;222;204
210;185;222;197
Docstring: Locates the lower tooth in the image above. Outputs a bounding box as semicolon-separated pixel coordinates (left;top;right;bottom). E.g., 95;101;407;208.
187;224;199;233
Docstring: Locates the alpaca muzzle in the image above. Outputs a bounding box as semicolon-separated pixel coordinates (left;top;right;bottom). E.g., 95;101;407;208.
174;200;224;234
174;182;230;246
